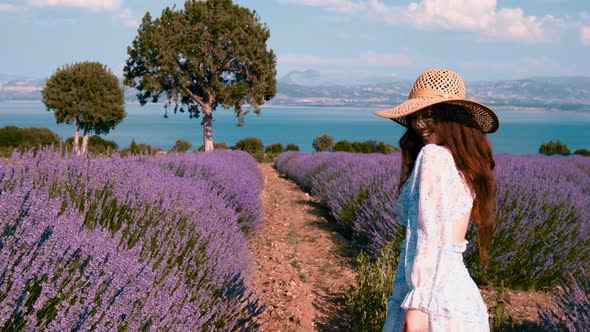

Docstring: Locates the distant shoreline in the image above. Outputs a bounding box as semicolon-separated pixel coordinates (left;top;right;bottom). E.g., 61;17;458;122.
1;99;589;114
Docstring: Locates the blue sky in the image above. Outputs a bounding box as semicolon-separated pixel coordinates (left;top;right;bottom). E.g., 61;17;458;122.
0;0;589;82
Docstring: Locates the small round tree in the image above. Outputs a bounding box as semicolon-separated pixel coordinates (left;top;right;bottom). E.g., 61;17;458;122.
539;140;571;155
42;62;125;155
170;139;192;153
285;144;300;152
313;134;335;152
124;0;277;151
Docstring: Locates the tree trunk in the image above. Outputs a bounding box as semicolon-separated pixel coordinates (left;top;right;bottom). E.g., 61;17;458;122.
81;127;89;155
202;104;214;151
73;121;80;155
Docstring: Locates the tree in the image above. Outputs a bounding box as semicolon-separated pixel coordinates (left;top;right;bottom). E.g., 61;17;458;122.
170;139;192;153
539;140;571;155
285;144;300;151
265;143;284;154
124;0;277;151
313;134;335;152
65;135;118;155
234;137;264;162
42;62;125;155
333;140;353;152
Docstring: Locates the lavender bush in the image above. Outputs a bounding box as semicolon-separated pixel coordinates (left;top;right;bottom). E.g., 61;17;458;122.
275;151;590;289
538;273;590;331
0;148;264;331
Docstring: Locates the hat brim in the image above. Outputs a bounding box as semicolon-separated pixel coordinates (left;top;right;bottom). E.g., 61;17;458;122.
374;97;499;133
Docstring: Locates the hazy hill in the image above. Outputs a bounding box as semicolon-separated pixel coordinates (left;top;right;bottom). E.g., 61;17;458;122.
1;72;589;111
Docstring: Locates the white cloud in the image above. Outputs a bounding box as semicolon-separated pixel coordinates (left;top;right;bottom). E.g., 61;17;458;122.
581;26;590;45
25;0;138;28
277;0;364;13
279;0;564;42
0;3;17;12
27;0;122;12
119;8;138;27
278;51;412;66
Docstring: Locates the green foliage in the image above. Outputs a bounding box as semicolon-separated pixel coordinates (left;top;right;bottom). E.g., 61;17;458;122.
120;139;161;157
42;62;125;136
0;126;61;157
333;140;353;152
539;140;571;155
574;148;590;156
197;142;229;151
285;144;300;151
264;143;284;162
265;143;284;154
488;282;515;331
347;241;398;332
123;0;277;150
170;139;192;153
65;135;118;155
234;137;264;162
0;126;61;149
333;139;399;154
312;134;335;152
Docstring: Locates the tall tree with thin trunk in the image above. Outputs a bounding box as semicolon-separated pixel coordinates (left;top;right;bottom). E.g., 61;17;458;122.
42;62;126;155
123;0;277;151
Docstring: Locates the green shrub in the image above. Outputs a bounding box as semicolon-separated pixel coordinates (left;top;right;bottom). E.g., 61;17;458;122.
235;137;264;162
65;135;118;155
265;143;284;154
0;126;61;148
333;139;398;154
574;148;590;157
539;140;571;155
170;139;192;153
312;134;335;152
0;126;62;157
333;140;353;152
264;143;284;162
347;242;398;332
120;139;161;157
197;142;229;151
285;144;300;151
377;142;399;154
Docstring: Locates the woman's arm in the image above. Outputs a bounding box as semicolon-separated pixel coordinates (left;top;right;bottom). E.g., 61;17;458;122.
402;145;457;321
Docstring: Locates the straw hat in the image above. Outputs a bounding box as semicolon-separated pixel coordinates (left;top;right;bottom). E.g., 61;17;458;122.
374;69;499;133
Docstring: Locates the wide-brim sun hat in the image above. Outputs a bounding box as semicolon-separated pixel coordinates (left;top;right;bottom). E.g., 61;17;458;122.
374;68;499;133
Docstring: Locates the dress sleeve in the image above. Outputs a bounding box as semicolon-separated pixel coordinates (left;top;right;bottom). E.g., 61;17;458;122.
401;144;456;314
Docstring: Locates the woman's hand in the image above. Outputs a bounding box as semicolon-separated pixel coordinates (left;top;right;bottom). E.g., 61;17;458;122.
402;309;429;332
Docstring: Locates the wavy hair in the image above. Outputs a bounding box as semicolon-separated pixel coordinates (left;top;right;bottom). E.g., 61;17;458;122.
397;104;496;267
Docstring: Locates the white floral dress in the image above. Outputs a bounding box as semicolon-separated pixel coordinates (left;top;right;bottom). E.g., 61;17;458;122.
382;144;489;332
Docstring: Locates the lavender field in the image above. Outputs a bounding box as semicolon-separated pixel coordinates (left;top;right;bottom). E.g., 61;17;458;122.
275;151;590;327
0;149;263;331
275;151;590;287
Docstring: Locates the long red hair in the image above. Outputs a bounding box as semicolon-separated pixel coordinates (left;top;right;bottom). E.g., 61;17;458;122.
397;104;496;266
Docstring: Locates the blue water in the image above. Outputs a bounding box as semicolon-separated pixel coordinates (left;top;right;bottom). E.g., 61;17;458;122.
1;101;589;154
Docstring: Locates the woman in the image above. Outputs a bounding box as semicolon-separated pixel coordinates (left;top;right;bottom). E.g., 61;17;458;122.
374;69;499;332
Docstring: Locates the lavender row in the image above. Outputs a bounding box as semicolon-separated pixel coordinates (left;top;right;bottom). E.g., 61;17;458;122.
0;148;264;331
275;151;590;288
152;150;263;234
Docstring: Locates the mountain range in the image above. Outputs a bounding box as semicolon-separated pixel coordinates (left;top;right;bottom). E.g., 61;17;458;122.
1;70;589;112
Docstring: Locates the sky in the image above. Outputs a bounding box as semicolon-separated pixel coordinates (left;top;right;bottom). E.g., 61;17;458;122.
0;0;589;82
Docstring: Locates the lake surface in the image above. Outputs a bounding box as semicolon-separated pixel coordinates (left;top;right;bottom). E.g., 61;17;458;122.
1;101;589;154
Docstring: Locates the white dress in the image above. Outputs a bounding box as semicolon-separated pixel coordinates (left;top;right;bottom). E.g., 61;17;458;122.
382;144;489;332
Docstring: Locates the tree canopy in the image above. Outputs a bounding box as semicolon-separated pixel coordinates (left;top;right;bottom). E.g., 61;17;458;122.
124;0;277;151
42;61;125;154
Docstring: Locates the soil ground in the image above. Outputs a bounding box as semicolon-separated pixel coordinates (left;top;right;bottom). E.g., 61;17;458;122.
250;163;554;331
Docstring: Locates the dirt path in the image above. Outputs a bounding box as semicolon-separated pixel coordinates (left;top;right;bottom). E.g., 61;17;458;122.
250;164;357;331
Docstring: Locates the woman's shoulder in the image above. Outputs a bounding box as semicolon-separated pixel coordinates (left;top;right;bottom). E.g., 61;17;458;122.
418;144;454;164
